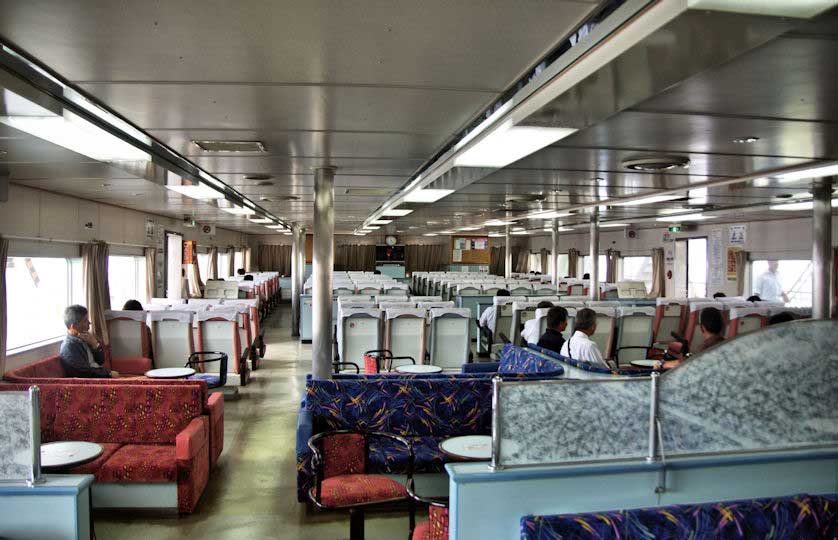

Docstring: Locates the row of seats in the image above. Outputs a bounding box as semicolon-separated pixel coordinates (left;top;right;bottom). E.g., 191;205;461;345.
412;271;622;300
205;271;279;305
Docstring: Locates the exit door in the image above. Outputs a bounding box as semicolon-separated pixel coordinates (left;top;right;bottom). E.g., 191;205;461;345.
672;237;707;297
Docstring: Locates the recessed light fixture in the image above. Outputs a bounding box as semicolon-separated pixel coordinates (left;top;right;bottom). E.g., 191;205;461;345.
422;233;438;237
457;226;481;231
484;219;515;226
165;184;226;200
454;122;577;168
193;140;266;153
511;230;531;235
769;199;838;211
370;219;392;225
265;225;284;229
594;177;605;183
381;208;414;217
622;155;690;172
770;164;838;184
655;213;713;222
248;217;272;224
438;230;456;234
220;206;253;216
353;232;368;236
599;222;628;228
612;194;684;207
732;136;759;144
363;226;381;230
403;189;454;203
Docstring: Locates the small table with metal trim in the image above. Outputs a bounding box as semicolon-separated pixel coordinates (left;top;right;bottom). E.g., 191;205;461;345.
394;364;443;374
144;367;196;379
41;441;104;471
630;359;667;370
439;435;492;461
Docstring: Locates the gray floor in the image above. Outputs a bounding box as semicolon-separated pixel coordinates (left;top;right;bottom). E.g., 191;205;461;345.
95;305;417;540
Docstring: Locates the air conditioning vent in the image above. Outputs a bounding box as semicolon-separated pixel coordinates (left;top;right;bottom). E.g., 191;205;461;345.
261;195;299;202
193;140;267;153
244;174;273;181
344;187;394;196
622;155;690;172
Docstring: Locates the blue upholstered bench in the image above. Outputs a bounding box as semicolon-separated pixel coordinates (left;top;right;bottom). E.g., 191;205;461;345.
297;377;493;502
527;343;648;377
520;493;838;539
461;344;564;378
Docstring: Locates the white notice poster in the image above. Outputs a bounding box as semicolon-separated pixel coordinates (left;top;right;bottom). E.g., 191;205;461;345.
452;249;462;263
709;229;724;287
728;224;746;246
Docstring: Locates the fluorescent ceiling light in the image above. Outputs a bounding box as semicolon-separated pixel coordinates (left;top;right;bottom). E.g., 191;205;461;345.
220;206;253;216
403;189;454;203
484;219;515;226
165;184;225;200
438;230;455;234
529;211;572;219
512;227;525;231
458;227;480;231
488;233;504;237
656;213;714;222
266;225;284;229
422;233;438;237
381;208;414;217
249;217;272;223
454;121;577;168
363;226;381;230
282;232;292;236
688;187;708;205
612;194;684;206
353;232;368;236
198;170;227;190
559;227;574;232
769;199;838;211
511;230;531;235
0;111;150;162
242;199;257;210
772;164;838;183
370;219;393;225
600;223;628;228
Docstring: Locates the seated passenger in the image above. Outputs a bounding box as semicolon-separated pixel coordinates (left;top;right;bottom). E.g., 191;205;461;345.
582;273;590;280
712;292;726;299
59;305;115;378
769;312;795;325
122;299;143;310
536;306;568;354
478;289;510;341
659;307;725;369
243;274;254;281
236;268;246;276
520;301;553;344
746;294;762;302
560;308;606;367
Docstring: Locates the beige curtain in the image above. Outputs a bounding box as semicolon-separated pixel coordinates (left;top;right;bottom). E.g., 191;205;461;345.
735;250;749;296
335;245;375;271
244;247;253;272
648;248;665;298
207;247;218;280
567;249;580;278
605;249;620;283
0;236;8;375
81;242;111;343
258;245;292;275
144;247;156;302
405;244;446;273
226;248;235;278
540;249;549;275
512;246;528;273
489;247;504;276
187;263;203;297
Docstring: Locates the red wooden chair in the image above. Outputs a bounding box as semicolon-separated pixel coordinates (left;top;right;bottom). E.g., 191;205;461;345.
408;478;449;540
307;430;415;540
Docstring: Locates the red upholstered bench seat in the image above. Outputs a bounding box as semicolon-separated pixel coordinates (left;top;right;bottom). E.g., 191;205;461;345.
4;352;151;380
99;445;178;483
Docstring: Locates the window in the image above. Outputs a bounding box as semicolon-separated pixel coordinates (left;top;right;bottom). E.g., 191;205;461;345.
5;257;74;352
197;252;210;281
527;252;542;273
108;256;147;308
234;249;244;274
687;238;707;297
580;255;607;278
545;253;569;278
218;251;230;279
750;260;812;307
165;232;183;299
621;256;653;290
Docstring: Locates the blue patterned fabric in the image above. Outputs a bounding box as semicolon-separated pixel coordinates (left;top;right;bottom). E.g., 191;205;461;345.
527;344;646;377
497;344;564;375
520;493;838;540
297;378;493;502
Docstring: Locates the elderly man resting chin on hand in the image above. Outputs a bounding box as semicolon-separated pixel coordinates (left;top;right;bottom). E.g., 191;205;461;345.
59;305;119;378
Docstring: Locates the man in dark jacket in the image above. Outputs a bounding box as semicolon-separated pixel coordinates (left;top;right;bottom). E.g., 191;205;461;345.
59;305;114;378
537;306;568;354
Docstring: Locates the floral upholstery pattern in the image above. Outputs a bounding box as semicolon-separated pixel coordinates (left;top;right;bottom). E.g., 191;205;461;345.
498;344;564;375
67;442;123;479
369;436;447;474
98;444;177;483
322;433;366;478
520;493;838;540
315;474;408;508
413;506;449;540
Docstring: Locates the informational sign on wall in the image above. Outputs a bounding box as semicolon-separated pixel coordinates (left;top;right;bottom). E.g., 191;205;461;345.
709;229;724;287
145;218;155;240
728;224;747;246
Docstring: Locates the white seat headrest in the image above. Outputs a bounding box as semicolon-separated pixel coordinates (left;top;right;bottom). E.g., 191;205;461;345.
586;301;621;308
410;296;443;302
188;298;224;305
224;299;258;308
556;301;585;309
689;301;724;313
493;296;527;306
339;308;382;320
730;307;769;320
429;307;471;319
417;301;455;309
385;308;427;320
656;297;687;306
195;309;239;323
105;310;147;322
512;301;551;311
590;307;616;317
617;306;656;317
534;307;552;319
528;295;560;302
378;302;416;309
562;296;589;302
148;310;194;323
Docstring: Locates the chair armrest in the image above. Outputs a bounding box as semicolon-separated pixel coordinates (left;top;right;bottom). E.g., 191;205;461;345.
461;362;500;374
176;416;209;461
111;356;153;375
296;404;314;459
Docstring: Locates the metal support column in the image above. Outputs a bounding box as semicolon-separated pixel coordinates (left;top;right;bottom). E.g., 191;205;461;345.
312;167;336;379
551;219;559;287
291;224;301;337
589;207;600;301
812;177;833;319
504;225;512;279
297;227;305;308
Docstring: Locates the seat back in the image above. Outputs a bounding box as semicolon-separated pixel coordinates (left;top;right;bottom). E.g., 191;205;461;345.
149;311;194;369
428;308;471;368
510;285;533;296
384;308;427;365
384;285;409;296
104;310;149;358
567;283;584;296
492;296;527;339
456;285;481;296
615;307;655;364
410;296;442;302
196;310;243;375
358;286;382;295
334;287;355;296
589;307;617;359
338;308;382;367
653;298;688;342
532;287;557;296
377;301;416;310
729;307;769;338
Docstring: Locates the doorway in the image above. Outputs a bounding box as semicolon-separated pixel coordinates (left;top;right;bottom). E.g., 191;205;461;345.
673;237;707;297
165;231;183;299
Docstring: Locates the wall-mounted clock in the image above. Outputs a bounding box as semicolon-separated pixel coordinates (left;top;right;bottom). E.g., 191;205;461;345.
385;235;398;246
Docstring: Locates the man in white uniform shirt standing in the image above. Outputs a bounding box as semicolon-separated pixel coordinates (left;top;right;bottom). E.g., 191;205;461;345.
754;260;788;303
560;308;607;367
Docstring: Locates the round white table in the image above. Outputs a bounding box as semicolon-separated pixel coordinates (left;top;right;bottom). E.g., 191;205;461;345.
145;367;196;379
439;435;492;461
630;359;664;369
41;441;103;470
394;364;443;374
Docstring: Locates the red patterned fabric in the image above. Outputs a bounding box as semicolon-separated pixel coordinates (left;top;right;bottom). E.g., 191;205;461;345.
364;353;380;374
316;474;407;508
4;355;67;381
207;393;224;468
109;356;152;375
413;520;431;540
67;443;122;479
98;444;177;483
413;507;449;539
322;433;366;478
176;417;210;513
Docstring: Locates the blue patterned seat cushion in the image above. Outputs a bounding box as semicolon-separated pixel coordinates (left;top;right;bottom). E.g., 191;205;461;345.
520;493;838;540
527;344;646;377
189;373;222;387
497;344;564;375
369;436;449;474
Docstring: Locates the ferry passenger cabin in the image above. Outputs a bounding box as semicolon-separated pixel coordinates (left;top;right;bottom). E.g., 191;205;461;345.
0;1;837;539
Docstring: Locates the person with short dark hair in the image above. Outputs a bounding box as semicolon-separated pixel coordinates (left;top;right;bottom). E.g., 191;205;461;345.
536;306;568;354
712;292;726;299
746;295;762;303
122;299;143;311
59;305;115;378
660;307;725;368
769;312;795;325
237;268;246;276
559;307;606;366
582;273;590;280
520;301;553;344
478;289;511;339
243;274;254;281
